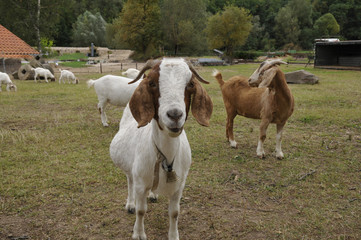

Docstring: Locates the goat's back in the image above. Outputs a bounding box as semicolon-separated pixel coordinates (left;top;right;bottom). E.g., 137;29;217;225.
220;75;267;119
93;75;140;106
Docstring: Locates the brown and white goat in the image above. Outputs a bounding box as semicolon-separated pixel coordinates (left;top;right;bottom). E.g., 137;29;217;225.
214;59;294;159
110;58;213;239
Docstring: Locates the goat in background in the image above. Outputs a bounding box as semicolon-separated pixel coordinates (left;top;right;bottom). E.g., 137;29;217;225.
0;72;17;92
214;59;294;159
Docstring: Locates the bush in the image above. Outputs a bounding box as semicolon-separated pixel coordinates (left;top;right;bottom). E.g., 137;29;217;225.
234;51;264;60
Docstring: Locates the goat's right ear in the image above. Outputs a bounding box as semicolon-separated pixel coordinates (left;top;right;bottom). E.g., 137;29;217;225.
129;80;155;128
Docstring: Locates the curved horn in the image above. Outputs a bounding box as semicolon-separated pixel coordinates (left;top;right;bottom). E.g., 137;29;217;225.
128;59;161;84
187;61;209;84
267;59;288;66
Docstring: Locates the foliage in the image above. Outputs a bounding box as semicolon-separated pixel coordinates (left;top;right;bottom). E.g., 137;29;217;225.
2;0;361;53
108;0;161;60
39;37;54;55
72;11;107;47
205;5;252;62
161;0;208;56
314;13;340;38
233;50;264;60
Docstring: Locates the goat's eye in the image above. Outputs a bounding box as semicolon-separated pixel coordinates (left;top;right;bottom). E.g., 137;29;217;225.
149;81;157;88
186;81;194;89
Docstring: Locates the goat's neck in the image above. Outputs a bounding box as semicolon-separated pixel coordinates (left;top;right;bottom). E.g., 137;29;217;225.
273;71;293;103
151;120;180;165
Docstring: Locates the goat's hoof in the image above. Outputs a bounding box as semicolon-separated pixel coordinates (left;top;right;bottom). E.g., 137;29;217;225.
149;196;158;203
102;123;109;127
276;155;284;160
132;233;147;240
126;204;135;214
148;192;158;202
127;207;135;214
257;153;266;159
229;140;237;148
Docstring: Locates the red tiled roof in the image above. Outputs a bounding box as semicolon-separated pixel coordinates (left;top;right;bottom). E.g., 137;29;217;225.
0;24;39;59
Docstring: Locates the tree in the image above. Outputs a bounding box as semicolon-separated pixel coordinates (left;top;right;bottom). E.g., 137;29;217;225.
205;5;252;63
72;11;107;47
274;6;300;48
313;13;340;38
274;0;313;49
161;0;208;55
110;0;161;60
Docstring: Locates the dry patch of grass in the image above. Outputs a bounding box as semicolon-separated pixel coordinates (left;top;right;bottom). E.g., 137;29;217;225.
1;65;360;239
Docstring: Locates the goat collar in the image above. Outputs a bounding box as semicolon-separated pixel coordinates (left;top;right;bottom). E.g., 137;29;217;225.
152;142;178;191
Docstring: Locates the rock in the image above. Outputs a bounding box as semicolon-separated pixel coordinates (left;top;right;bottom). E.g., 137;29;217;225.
285;70;319;84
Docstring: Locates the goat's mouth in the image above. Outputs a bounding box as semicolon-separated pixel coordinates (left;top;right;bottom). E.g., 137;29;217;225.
166;126;183;137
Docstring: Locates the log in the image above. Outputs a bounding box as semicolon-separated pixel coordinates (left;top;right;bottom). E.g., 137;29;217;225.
18;64;35;80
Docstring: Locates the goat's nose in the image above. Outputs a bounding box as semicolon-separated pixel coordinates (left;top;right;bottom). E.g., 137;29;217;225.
248;78;251;83
167;109;183;121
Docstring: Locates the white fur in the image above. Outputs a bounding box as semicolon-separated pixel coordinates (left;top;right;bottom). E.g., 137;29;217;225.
122;68;143;79
31;67;55;83
0;72;17;92
59;69;78;84
110;58;196;240
87;75;140;127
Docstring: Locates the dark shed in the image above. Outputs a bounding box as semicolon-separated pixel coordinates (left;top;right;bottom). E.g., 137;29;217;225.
314;40;361;70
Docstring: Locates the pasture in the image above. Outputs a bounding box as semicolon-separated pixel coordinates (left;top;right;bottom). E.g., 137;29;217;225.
1;63;360;239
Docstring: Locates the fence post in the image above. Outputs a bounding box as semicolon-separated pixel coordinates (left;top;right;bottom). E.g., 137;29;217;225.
100;62;102;73
121;63;123;71
136;62;138;69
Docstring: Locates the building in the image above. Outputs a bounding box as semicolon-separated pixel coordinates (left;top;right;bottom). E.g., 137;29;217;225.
0;24;39;74
314;40;361;70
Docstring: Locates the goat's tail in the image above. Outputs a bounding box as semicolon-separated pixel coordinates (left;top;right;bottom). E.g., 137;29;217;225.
87;79;96;88
212;69;224;86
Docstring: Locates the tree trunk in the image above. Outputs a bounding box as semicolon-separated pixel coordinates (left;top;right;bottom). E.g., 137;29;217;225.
36;0;41;52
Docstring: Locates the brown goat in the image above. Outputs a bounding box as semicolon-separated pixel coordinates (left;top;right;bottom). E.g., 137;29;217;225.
214;60;294;159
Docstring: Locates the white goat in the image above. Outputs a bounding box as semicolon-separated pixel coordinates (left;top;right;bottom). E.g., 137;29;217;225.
59;69;78;84
0;72;17;92
121;68;142;79
214;59;294;159
87;75;141;127
31;67;55;83
110;58;213;240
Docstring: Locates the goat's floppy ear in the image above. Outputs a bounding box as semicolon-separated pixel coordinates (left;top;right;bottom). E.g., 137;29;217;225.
258;67;278;88
191;80;213;127
129;80;155;128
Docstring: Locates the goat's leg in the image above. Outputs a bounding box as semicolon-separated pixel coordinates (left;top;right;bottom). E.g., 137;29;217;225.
132;187;148;240
276;123;285;159
34;73;38;83
45;76;49;83
125;175;135;214
226;112;237;148
0;82;2;92
257;119;270;158
168;190;182;240
98;100;109;127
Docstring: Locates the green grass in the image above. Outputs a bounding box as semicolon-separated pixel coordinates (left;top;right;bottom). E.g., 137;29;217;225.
58;53;88;68
59;61;88;68
0;64;360;239
58;53;87;61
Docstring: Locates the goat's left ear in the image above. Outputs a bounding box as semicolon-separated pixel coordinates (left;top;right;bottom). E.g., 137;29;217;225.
258;67;278;88
191;80;213;127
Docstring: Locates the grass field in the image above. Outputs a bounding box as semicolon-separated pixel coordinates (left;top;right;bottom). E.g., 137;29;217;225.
1;63;360;239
